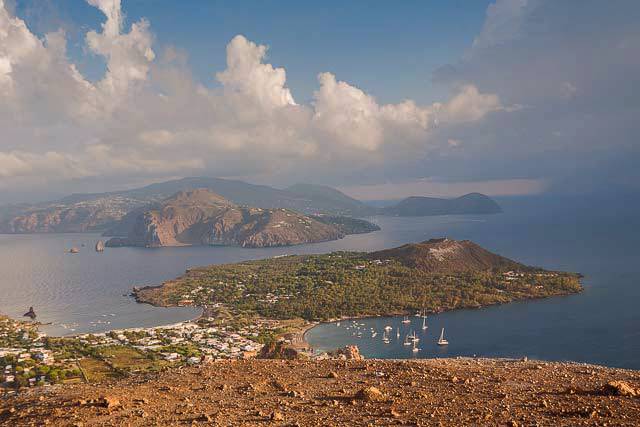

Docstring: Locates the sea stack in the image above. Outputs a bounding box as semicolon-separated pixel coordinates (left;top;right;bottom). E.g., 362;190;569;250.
95;240;105;252
23;306;36;319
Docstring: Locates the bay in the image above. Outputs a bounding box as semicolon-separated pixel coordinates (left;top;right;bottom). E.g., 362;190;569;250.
0;194;638;370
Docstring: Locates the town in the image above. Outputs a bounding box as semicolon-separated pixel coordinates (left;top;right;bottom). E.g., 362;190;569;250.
1;310;305;394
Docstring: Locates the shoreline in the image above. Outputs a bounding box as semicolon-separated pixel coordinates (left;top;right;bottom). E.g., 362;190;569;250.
132;286;584;353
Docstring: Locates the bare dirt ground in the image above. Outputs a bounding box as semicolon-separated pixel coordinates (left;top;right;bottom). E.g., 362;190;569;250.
2;358;640;426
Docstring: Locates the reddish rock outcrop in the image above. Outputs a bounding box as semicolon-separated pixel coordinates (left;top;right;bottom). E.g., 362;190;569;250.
106;189;344;248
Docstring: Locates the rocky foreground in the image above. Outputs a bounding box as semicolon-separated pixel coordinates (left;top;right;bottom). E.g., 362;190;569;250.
2;358;639;426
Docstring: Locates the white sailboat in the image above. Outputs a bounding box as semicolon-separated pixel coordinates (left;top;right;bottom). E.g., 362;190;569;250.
421;313;428;330
403;334;412;346
402;315;410;324
396;328;400;339
437;328;449;346
412;339;420;353
382;330;390;344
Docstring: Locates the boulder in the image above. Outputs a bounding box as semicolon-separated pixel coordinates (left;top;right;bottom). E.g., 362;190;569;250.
355;386;385;402
602;381;637;397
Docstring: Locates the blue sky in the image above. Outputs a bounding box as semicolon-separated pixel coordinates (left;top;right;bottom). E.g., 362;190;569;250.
11;0;491;104
1;0;639;202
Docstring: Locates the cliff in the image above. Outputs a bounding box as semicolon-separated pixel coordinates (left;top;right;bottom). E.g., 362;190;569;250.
105;189;353;248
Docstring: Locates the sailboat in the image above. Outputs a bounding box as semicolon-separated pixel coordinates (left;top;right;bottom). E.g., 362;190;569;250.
402;315;410;324
421;313;428;330
403;334;412;346
412;339;420;353
437;328;449;346
396;328;400;339
382;330;390;344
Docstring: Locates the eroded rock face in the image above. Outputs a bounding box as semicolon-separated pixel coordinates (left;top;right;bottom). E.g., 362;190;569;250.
105;189;344;248
328;345;364;360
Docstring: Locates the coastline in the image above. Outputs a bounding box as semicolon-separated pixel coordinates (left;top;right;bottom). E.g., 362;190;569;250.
132;280;584;354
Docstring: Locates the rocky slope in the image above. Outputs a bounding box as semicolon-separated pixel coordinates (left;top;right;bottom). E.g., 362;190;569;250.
0;196;150;233
382;192;502;216
369;238;527;274
0;178;377;234
2;358;639;426
105;189;354;248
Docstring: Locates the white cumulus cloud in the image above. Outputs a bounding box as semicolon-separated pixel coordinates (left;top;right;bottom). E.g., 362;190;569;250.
0;0;507;197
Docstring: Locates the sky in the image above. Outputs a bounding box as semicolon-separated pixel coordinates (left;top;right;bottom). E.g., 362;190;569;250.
1;0;639;203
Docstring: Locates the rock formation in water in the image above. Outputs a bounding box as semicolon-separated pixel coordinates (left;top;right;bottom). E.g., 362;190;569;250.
23;306;36;319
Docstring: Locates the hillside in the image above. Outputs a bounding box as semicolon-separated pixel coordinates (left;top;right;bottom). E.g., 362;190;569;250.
382;193;502;216
3;358;639;426
369;238;525;274
0;196;149;233
104;189;375;248
286;183;376;216
0;178;379;234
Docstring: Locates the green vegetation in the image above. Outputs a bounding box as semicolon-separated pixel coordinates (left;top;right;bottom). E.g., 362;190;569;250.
140;252;582;322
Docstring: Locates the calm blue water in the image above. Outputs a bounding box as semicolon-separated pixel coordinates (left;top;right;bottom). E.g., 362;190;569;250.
306;194;640;369
1;194;639;369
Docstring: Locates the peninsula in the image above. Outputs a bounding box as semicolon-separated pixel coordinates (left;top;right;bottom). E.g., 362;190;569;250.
104;189;379;248
134;238;582;321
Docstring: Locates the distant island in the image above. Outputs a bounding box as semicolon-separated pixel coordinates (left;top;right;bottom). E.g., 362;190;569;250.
105;189;380;248
134;238;581;320
381;193;501;216
0;177;502;235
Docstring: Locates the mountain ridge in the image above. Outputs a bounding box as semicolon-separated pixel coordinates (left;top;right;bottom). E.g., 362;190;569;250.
104;189;370;248
0;177;502;234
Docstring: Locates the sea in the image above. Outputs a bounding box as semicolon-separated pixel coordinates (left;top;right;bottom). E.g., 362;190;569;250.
1;194;639;369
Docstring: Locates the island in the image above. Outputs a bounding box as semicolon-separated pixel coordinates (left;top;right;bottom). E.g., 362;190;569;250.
104;189;380;248
134;238;582;321
381;192;502;216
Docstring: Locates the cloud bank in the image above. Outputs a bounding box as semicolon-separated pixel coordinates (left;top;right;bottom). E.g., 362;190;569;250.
0;0;504;197
2;0;638;201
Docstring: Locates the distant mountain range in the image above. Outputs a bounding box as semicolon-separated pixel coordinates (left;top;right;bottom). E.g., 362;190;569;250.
0;177;502;234
105;189;377;248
